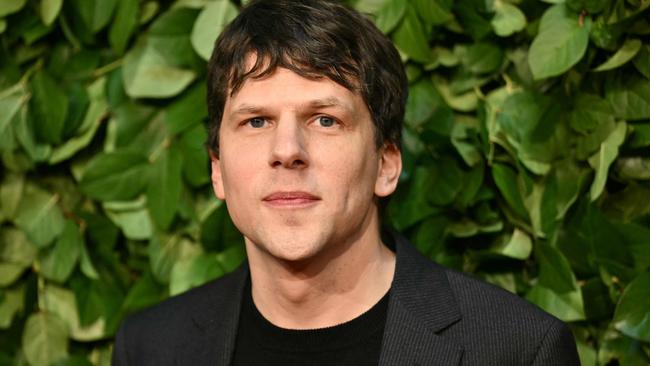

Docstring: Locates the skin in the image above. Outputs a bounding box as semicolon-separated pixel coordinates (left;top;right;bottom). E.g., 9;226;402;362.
211;65;402;329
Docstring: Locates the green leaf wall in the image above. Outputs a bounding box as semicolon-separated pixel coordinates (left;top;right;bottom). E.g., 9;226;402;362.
1;0;649;364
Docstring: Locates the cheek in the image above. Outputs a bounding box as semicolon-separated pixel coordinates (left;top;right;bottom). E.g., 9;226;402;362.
319;142;378;194
219;144;263;196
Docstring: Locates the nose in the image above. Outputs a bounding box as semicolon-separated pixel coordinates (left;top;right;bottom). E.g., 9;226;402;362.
268;118;308;169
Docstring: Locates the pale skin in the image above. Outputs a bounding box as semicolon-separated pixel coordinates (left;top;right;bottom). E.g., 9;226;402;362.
210;64;402;330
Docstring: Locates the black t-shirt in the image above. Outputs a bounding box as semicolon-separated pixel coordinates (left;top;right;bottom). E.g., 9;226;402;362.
231;282;389;366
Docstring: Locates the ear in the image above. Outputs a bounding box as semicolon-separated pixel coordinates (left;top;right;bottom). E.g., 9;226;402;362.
374;143;402;197
210;150;226;200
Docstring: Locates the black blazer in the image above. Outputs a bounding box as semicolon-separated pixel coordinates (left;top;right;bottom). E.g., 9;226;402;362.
113;233;580;365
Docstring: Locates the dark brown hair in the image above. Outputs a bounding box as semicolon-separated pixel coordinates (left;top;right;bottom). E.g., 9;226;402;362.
206;0;407;154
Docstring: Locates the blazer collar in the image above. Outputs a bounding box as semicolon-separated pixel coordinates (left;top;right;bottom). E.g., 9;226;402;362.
378;231;464;365
181;231;463;365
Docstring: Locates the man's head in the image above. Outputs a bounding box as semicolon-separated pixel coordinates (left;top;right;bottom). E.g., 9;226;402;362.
206;0;407;155
207;0;406;263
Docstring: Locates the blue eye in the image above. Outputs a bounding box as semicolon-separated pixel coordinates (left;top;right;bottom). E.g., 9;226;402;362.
317;116;336;127
248;117;266;128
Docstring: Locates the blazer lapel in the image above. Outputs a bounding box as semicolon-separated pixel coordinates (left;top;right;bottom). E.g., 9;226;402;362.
175;264;249;366
379;232;464;366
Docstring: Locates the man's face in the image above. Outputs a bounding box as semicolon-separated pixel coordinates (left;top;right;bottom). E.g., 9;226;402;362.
211;66;401;263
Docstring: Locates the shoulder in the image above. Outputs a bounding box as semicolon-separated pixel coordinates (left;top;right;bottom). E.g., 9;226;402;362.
390;232;578;364
444;267;555;326
123;266;244;329
113;266;246;365
440;266;578;364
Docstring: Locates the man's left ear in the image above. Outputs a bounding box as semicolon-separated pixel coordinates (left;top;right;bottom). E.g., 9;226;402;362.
374;143;402;197
209;150;226;200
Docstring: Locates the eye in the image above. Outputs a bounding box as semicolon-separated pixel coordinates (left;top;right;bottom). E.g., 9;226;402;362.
316;116;337;127
247;117;267;128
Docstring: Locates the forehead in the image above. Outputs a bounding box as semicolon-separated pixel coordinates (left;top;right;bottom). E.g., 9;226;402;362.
227;69;356;107
225;53;362;106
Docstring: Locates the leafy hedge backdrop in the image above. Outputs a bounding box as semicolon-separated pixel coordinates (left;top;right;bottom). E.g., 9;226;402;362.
0;0;649;364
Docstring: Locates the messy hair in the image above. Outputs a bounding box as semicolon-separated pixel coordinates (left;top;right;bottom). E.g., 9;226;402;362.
206;0;407;155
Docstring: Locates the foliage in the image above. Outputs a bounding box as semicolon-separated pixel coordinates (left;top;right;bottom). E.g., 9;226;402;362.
0;0;649;364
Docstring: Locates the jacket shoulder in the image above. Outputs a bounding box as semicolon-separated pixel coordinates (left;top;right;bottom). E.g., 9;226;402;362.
112;267;245;365
442;267;578;364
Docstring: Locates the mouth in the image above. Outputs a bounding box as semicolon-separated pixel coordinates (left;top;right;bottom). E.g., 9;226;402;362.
262;191;321;208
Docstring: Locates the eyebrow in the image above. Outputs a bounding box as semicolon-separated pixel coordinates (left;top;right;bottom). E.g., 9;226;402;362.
229;97;354;117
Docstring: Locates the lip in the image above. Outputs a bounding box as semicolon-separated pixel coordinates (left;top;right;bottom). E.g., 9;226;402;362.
262;191;321;207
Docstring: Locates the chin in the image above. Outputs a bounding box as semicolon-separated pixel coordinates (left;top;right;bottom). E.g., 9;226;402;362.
250;230;329;264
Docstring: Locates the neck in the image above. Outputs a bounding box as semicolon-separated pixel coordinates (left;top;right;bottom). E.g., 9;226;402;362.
245;219;395;330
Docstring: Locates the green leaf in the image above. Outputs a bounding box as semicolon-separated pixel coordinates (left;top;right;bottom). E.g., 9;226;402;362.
429;160;463;205
491;1;526;37
0;228;37;286
0;173;24;220
14;184;65;248
491;163;528;220
616;157;650;181
22;312;69;366
588;121;626;201
392;5;433;63
0;263;25;287
454;0;493;39
215;244;246;273
375;0;406;34
451;117;482;167
120;272;166;313
15;104;52;162
122;38;196;98
40;220;82;284
69;0;118;33
460;42;504;74
567;0;607;14
39;285;105;341
606;71;650;120
169;253;224;296
593;39;642;72
164;83;207;135
412;0;452;26
39;0;63;26
527;284;585;322
30;70;68;145
0;83;26;138
528;5;591;79
70;277;123;329
633;45;650;79
433;77;478;112
0;286;24;329
149;234;201;283
190;0;238;60
49;77;108;164
0;0;26;17
491;228;532;260
200;203;244;251
80;151;149;201
568;94;615;134
103;198;153;240
613;271;650;342
179;125;210;187
598;331;650;366
147;145;182;230
109;0;139;54
536;241;578;293
404;80;443;128
553;159;588;219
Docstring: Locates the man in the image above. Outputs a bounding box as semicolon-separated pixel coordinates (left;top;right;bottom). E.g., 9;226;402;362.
113;0;580;365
